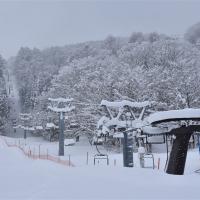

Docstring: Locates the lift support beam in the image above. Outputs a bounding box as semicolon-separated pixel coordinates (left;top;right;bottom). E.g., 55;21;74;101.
166;125;200;175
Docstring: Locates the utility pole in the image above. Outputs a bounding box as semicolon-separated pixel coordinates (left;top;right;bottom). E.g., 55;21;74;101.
48;98;75;156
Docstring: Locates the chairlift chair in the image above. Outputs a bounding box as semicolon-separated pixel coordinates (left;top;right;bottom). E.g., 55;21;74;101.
94;154;109;165
143;153;155;169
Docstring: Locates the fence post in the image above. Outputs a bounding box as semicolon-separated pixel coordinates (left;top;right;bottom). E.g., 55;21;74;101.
158;158;160;170
86;152;89;165
29;146;31;157
114;159;116;166
39;145;41;158
69;155;71;167
47;149;48;159
33;147;35;159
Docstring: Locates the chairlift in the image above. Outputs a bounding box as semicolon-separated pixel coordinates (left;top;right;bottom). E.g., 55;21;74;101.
143;153;155;169
94;154;109;165
93;136;109;165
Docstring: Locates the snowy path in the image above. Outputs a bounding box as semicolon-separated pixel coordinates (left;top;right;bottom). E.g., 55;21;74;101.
1;137;200;199
5;65;21;115
3;64;25;138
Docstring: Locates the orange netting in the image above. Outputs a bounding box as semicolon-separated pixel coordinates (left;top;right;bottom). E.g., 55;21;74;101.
2;137;74;167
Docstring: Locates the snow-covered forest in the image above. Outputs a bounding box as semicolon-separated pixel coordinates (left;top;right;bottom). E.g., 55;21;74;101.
1;22;199;137
1;1;200;198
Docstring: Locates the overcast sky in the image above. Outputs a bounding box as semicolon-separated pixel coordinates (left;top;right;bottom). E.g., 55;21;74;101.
0;0;200;58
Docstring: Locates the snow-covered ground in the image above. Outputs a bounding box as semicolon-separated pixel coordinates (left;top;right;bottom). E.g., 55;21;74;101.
1;135;200;200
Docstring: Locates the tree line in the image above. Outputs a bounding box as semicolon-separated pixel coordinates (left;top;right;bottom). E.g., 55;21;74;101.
1;22;200;136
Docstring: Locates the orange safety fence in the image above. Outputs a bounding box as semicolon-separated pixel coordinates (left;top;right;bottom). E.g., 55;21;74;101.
1;137;74;167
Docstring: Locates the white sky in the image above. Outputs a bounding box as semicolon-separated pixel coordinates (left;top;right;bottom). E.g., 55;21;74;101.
0;0;200;58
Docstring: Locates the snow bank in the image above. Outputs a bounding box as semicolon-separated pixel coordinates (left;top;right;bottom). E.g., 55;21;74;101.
1;136;200;199
1;140;200;199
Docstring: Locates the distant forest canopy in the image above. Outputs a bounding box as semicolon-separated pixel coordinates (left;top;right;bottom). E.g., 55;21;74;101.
1;22;200;131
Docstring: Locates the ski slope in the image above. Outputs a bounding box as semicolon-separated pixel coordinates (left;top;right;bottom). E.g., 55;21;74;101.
0;136;200;200
4;64;26;138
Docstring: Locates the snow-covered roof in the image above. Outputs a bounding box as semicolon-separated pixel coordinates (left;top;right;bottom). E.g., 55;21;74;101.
27;127;35;131
146;108;200;124
64;138;75;146
13;125;22;129
46;123;58;129
48;97;73;103
113;132;124;138
35;126;43;130
14;125;35;131
100;100;150;108
48;105;75;113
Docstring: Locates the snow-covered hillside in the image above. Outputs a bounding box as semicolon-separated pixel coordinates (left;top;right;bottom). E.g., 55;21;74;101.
1;4;200;199
0;135;200;199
